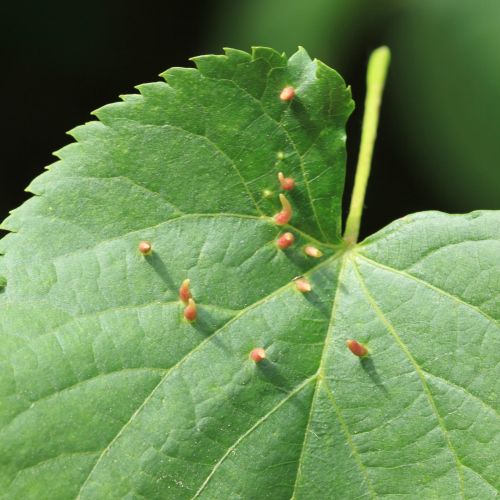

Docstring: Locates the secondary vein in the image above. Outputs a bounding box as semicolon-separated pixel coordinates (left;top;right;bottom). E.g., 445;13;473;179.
352;260;466;499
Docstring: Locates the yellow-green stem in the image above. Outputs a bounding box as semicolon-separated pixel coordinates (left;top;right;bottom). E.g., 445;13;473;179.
344;46;391;244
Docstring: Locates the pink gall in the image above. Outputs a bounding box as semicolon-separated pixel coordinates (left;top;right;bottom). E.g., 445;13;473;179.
274;194;293;225
304;245;323;258
346;339;368;357
280;86;296;101
179;279;192;304
278;172;295;191
184;298;197;322
294;276;311;293
250;347;266;363
138;241;152;256
277;232;295;250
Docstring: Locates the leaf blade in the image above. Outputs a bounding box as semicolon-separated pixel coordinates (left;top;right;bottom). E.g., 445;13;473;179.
0;48;498;499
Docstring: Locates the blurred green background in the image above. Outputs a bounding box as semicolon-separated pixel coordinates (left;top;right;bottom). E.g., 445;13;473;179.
1;0;499;239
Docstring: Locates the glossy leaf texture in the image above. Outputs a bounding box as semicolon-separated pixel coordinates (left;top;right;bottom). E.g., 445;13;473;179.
0;47;499;499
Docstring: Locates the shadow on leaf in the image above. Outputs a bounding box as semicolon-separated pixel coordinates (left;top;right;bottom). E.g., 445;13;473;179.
360;356;388;395
255;359;293;393
145;253;176;290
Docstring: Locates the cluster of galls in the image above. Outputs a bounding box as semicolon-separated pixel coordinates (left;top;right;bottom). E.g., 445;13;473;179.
179;279;196;321
137;85;369;364
273;167;323;294
137;243;198;322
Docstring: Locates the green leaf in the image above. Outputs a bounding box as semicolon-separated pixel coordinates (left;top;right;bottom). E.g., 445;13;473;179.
0;47;499;499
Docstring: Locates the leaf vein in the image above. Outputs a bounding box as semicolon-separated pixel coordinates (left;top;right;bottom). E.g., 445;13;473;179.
321;380;378;499
421;370;500;418
291;258;378;499
461;464;499;495
290;258;346;499
357;254;499;329
204;73;330;242
191;375;317;499
74;254;339;498
2;368;167;431
158;122;263;216
353;260;466;499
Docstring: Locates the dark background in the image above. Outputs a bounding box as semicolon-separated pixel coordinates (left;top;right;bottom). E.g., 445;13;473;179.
1;0;499;240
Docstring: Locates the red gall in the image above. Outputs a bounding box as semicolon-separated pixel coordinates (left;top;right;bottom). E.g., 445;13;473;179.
138;240;152;256
184;298;197;322
274;193;293;225
277;232;295;250
250;347;266;363
304;245;323;258
294;276;311;293
179;279;192;304
278;172;295;191
280;86;296;101
346;339;368;357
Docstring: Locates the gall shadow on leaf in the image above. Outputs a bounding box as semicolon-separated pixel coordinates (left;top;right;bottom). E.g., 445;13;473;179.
289;100;321;143
145;253;176;290
360;357;388;395
303;289;332;318
288;189;316;233
255;359;292;393
281;249;313;274
190;309;232;342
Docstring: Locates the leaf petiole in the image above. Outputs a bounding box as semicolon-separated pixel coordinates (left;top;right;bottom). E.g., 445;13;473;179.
344;46;391;244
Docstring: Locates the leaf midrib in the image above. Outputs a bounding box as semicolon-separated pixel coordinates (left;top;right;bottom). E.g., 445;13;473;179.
189;255;379;500
290;257;377;499
11;213;335;268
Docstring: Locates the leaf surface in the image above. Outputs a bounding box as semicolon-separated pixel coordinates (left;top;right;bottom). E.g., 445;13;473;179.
0;47;498;499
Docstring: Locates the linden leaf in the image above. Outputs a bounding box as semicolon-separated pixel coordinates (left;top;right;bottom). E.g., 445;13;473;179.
0;47;498;499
